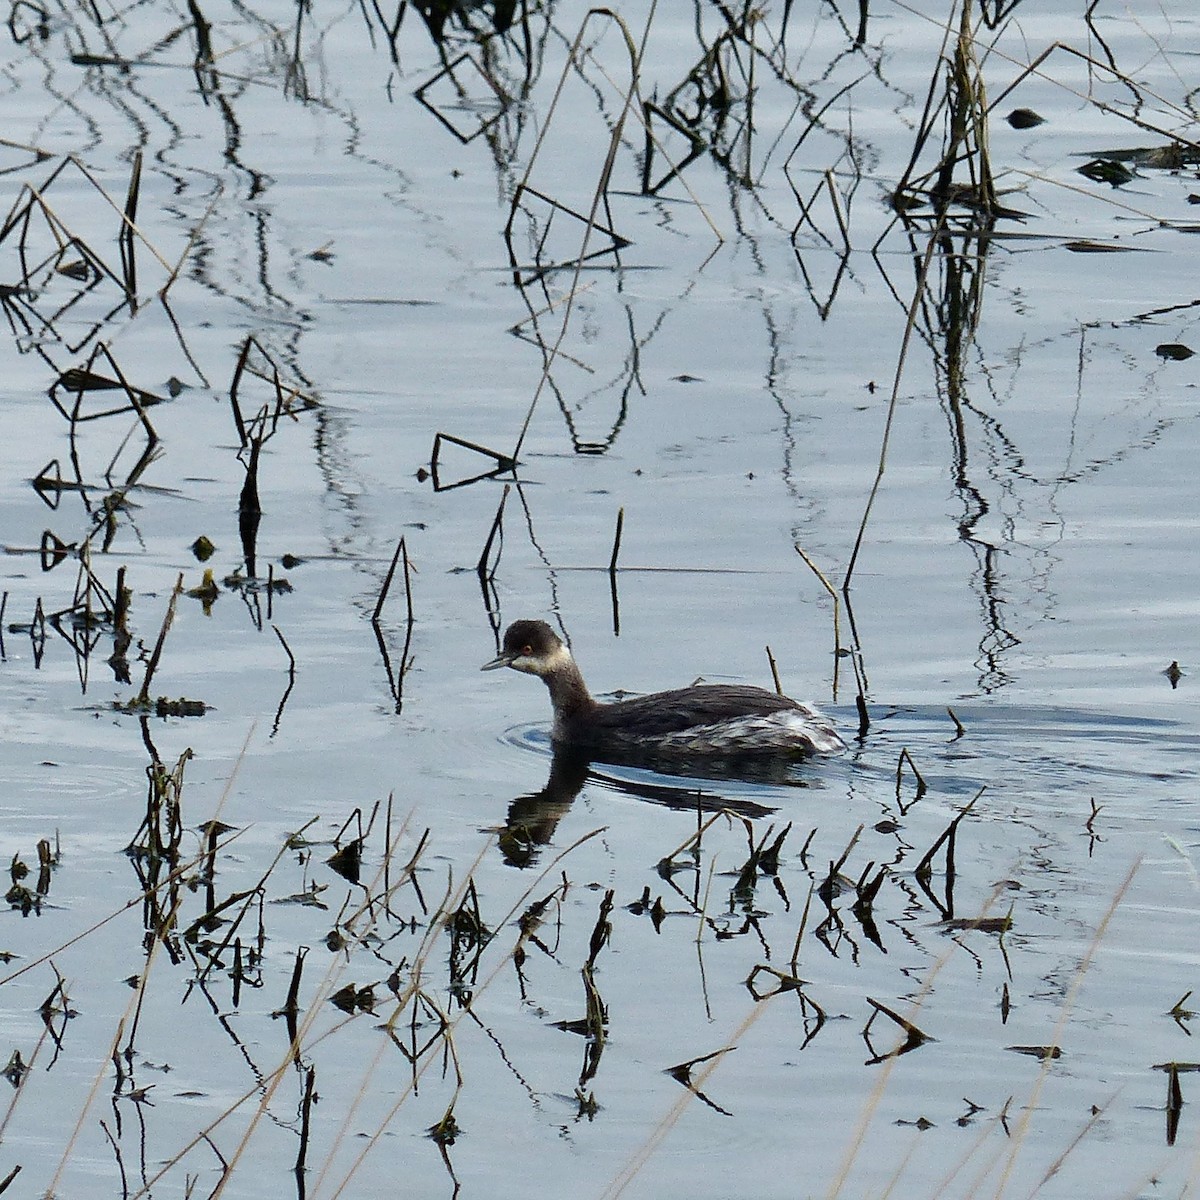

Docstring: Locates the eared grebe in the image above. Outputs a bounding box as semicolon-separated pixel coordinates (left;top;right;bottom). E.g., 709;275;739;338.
482;619;844;759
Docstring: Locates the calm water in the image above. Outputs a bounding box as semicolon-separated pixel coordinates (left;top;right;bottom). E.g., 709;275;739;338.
1;2;1199;1197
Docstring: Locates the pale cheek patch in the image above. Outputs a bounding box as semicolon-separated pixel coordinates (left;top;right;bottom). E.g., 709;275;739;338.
549;643;573;668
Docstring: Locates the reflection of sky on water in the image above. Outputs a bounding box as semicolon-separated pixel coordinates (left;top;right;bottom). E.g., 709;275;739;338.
0;2;1198;1197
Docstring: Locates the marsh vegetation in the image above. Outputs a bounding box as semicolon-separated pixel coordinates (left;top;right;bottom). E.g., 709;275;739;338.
1;1;1198;1197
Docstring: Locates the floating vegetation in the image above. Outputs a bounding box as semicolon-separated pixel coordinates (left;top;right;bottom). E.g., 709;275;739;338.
1077;157;1135;187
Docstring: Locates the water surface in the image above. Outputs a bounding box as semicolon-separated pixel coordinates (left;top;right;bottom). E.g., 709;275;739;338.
1;2;1199;1197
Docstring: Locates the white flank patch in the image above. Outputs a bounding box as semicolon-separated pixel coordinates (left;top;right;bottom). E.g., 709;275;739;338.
648;709;845;756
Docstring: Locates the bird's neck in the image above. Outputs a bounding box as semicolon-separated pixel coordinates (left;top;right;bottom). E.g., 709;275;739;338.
542;650;598;737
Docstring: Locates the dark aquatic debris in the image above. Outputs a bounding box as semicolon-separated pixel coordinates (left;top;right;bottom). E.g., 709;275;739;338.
1077;158;1134;187
1005;108;1044;129
1062;240;1138;254
1007;1044;1062;1060
864;996;933;1064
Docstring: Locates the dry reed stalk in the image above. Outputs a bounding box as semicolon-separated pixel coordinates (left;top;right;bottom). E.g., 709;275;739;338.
35;733;257;1194
316;826;609;1198
128;807;426;1199
895;747;928;805
844;219;946;590
135;573;182;706
794;540;845;697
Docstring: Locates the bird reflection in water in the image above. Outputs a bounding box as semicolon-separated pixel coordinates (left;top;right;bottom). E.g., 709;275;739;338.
497;746;801;869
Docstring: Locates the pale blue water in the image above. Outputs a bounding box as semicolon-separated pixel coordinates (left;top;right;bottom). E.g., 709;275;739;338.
1;2;1199;1198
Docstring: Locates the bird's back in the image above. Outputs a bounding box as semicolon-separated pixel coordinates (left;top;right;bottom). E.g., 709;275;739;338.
557;683;843;758
590;684;800;737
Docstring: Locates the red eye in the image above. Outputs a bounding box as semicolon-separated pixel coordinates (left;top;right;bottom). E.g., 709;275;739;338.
521;644;532;655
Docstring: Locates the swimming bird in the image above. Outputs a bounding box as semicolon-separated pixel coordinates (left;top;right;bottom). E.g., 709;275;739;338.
482;619;844;760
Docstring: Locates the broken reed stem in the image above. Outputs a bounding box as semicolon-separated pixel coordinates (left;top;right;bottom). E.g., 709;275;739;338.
371;534;414;702
605;72;722;237
63;153;172;275
295;1067;317;1176
229;341;252;448
608;506;625;632
765;645;782;695
790;881;816;973
830;824;864;881
136;573;183;705
119;149;142;293
374;537;406;622
586;888;615;969
658;811;728;867
823;168;851;247
608;506;624;576
895;748;927;802
431;430;516;475
844;218;945;591
915;787;983;879
122;148;141;229
794;541;843;698
696;854;718;945
162;188;223;297
865;995;930;1044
